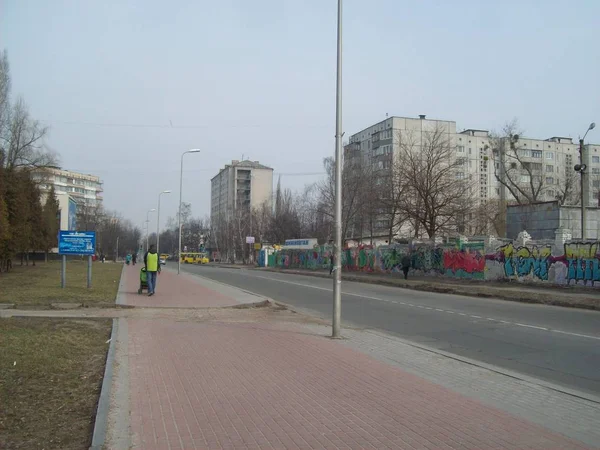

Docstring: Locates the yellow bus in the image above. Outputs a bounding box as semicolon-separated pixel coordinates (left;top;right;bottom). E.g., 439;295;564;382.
180;252;209;264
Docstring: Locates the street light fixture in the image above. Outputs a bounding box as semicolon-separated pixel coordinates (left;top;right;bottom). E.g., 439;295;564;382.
178;149;201;274
156;190;171;259
146;209;156;252
576;122;596;240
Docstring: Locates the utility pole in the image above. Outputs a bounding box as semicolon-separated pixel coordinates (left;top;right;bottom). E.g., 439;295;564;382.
576;122;596;240
579;138;586;240
332;0;343;339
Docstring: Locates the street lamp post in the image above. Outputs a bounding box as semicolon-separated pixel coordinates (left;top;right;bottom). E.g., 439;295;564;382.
575;122;596;240
143;220;149;253
156;190;171;257
145;208;155;252
332;0;343;338
178;149;201;274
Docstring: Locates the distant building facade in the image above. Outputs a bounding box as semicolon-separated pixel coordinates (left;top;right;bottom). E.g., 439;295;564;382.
32;167;103;208
210;160;274;226
346;115;600;238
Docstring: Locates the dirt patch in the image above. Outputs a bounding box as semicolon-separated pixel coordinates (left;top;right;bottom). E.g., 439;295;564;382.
0;261;123;309
0;317;112;450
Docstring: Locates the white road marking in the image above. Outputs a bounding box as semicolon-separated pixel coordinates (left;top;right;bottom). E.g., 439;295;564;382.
248;273;600;341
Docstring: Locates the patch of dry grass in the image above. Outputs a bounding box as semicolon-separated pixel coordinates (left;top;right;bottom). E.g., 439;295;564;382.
0;261;123;308
0;317;112;450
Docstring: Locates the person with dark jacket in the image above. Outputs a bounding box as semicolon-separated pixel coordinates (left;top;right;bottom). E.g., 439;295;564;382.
144;245;161;296
401;253;411;280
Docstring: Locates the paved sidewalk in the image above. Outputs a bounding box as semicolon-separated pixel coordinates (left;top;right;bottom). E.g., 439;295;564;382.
118;264;262;308
101;273;595;450
123;318;590;450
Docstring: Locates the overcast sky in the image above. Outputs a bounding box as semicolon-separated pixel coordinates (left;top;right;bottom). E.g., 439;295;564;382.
2;0;599;232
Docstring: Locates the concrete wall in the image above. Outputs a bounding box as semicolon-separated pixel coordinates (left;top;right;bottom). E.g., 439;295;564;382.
507;202;560;240
507;202;600;240
271;237;600;287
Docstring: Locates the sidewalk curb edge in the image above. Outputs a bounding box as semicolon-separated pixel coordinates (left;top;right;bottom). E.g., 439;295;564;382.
89;318;118;450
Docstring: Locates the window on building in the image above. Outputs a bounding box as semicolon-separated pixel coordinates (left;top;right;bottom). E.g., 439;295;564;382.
593;156;600;163
546;151;554;160
593;180;600;188
546;177;554;185
547;189;555;197
593;168;600;175
457;172;465;180
457;146;465;152
519;149;531;158
546;165;554;173
521;175;531;183
531;150;542;158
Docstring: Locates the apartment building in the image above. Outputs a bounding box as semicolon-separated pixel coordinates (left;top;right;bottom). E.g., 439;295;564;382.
210;160;274;225
346;115;600;237
32;167;104;208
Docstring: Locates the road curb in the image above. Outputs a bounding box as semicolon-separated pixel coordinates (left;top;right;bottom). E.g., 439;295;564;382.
89;318;118;450
257;267;600;311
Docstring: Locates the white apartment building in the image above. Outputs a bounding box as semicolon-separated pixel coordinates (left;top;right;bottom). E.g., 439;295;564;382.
347;115;600;237
210;160;274;225
32;167;104;208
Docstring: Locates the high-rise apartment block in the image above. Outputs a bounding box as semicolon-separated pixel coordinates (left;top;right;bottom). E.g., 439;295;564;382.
210;160;274;225
32;167;104;208
346;115;600;236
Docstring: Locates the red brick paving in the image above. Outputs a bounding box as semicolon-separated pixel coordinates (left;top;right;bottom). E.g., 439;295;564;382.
127;318;590;450
120;264;239;308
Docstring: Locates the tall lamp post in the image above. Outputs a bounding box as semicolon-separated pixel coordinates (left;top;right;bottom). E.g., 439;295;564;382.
156;190;171;257
145;208;155;252
332;0;343;338
178;149;201;274
575;122;596;240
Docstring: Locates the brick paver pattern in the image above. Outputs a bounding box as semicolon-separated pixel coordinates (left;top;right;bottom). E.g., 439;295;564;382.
121;265;238;308
127;317;590;450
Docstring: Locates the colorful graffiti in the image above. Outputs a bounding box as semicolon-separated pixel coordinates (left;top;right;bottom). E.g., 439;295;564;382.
442;243;486;279
564;242;600;286
495;243;554;281
269;239;600;287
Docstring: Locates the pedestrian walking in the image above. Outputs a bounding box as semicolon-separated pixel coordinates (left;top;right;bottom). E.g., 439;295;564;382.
144;244;161;296
132;252;137;266
401;253;411;280
329;253;335;275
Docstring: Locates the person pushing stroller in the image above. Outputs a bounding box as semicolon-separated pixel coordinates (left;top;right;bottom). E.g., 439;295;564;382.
144;245;161;296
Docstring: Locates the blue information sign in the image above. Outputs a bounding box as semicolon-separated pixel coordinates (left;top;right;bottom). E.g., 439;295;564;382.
58;231;96;255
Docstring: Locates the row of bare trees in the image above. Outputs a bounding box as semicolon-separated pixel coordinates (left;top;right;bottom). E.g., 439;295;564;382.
0;50;62;271
1;49;143;269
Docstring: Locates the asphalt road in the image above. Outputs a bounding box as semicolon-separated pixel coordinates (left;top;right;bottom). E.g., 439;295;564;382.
181;264;600;397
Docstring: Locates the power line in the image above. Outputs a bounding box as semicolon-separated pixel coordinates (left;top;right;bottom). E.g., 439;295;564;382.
39;119;330;130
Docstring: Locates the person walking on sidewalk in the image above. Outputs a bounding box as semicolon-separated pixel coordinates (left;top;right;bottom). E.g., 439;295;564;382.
401;253;411;280
132;252;137;266
329;253;335;275
144;244;161;296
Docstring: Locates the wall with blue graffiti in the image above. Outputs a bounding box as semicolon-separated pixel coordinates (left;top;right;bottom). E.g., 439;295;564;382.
270;240;600;287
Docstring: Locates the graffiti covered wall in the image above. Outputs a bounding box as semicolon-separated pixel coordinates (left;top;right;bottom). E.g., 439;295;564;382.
271;239;600;287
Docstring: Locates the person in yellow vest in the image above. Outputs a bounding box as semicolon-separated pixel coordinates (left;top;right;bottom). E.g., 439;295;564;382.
143;244;161;296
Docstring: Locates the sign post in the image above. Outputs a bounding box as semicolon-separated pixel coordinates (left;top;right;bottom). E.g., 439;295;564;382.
61;255;66;288
246;236;255;264
58;231;97;289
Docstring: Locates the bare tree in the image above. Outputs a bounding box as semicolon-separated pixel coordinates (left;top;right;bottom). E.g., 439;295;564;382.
489;119;566;205
315;156;368;243
396;124;475;239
